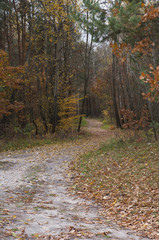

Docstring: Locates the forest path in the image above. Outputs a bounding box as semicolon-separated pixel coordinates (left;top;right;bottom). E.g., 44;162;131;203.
0;119;148;240
85;118;109;135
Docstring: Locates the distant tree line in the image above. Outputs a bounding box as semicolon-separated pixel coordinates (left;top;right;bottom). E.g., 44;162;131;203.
73;0;159;139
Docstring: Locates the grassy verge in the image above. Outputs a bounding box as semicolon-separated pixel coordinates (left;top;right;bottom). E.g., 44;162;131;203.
72;139;159;239
102;119;115;130
0;137;54;152
0;130;89;152
0;116;89;153
81;116;87;127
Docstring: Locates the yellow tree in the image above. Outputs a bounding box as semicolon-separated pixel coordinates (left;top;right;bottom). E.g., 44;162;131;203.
22;0;80;134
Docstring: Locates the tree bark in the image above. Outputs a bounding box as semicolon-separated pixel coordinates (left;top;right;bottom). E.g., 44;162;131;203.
52;38;60;133
78;11;93;132
112;53;122;128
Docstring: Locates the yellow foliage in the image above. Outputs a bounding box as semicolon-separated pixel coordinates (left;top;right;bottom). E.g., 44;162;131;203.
57;94;81;131
102;110;109;119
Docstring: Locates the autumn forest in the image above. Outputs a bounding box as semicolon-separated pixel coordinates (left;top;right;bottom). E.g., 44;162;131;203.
0;1;159;239
0;0;159;138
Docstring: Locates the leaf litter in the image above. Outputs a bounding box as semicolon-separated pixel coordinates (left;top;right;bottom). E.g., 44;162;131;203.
72;120;159;239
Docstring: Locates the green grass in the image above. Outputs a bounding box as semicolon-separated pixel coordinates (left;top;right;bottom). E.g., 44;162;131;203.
74;116;87;128
77;139;159;191
11;229;19;232
0;138;54;152
81;116;87;127
74;139;159;239
81;139;127;160
0;128;89;152
102;119;115;130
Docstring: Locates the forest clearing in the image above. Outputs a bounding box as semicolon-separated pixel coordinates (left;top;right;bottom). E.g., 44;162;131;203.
0;0;159;239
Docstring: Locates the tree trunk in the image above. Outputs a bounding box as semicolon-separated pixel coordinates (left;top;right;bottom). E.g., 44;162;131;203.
52;39;60;133
112;53;122;128
13;0;22;65
78;12;93;132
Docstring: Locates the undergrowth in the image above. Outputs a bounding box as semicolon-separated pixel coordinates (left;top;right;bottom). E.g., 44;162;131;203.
0;117;88;152
0;131;89;153
0;138;54;152
102;119;115;130
81;116;87;127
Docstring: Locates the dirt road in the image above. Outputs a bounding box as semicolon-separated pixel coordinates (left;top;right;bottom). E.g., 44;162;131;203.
0;119;149;239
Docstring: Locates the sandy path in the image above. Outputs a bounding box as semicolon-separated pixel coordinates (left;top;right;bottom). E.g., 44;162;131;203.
0;119;149;239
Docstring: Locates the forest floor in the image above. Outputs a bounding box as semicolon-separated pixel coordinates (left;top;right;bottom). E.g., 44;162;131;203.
0;119;157;239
